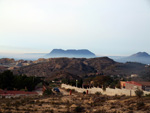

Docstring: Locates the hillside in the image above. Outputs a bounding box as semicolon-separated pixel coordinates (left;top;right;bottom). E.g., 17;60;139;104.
116;52;150;64
0;66;7;73
46;49;96;58
13;57;146;80
0;58;15;65
13;58;95;78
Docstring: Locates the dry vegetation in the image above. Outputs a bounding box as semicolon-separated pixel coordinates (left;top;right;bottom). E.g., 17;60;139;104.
0;89;150;113
13;57;146;78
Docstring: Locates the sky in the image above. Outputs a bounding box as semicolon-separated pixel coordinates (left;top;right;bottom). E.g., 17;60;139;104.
0;0;150;56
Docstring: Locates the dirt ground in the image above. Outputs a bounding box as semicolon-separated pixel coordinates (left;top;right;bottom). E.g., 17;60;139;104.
0;88;150;113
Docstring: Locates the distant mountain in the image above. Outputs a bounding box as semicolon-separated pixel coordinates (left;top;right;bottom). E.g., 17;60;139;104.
0;58;15;65
131;52;150;57
46;49;96;58
116;52;150;64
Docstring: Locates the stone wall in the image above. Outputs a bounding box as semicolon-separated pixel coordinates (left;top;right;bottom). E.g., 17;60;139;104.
61;84;150;96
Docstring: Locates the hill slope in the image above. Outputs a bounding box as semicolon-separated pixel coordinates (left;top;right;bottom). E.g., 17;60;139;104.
116;52;150;64
0;66;7;73
13;57;146;80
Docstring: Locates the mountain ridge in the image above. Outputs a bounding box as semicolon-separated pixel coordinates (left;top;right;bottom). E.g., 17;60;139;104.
115;52;150;64
46;49;96;58
130;52;150;57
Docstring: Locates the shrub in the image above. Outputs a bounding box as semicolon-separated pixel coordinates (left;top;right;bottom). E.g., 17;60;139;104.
44;109;54;113
102;85;106;91
74;105;84;112
71;89;75;92
95;92;102;96
128;106;133;110
43;89;53;96
110;105;116;109
121;94;126;97
66;100;71;113
115;82;121;89
135;89;144;98
94;109;107;113
127;111;133;113
66;89;71;92
14;101;21;107
29;100;35;104
38;103;42;106
35;100;40;104
137;101;145;108
145;94;150;97
114;94;121;99
83;91;86;94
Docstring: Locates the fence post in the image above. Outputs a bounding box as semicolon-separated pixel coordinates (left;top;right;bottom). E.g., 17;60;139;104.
70;90;72;95
86;90;88;95
130;90;131;96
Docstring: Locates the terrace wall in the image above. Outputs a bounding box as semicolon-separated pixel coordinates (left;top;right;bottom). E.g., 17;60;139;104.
61;84;150;96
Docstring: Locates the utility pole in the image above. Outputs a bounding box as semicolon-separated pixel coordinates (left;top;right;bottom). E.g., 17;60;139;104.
76;80;78;87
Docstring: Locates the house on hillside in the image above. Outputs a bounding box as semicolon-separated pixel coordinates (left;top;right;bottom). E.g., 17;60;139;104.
120;81;126;88
131;74;138;78
125;81;150;91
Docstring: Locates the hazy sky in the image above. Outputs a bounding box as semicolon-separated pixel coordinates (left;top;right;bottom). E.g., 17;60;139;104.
0;0;150;56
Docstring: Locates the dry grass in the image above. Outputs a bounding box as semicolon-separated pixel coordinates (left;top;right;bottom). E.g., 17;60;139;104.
0;92;150;113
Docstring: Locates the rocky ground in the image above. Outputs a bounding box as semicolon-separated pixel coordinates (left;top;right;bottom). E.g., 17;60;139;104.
0;89;150;113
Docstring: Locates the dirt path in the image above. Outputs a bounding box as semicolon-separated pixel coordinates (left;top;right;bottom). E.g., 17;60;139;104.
59;88;69;96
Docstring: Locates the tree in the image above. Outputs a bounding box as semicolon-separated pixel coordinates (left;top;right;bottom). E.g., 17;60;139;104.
0;70;41;91
102;84;106;91
0;70;14;90
135;89;144;108
115;81;121;89
93;75;113;88
135;89;144;98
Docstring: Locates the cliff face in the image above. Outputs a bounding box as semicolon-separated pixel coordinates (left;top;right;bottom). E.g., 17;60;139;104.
46;49;96;58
